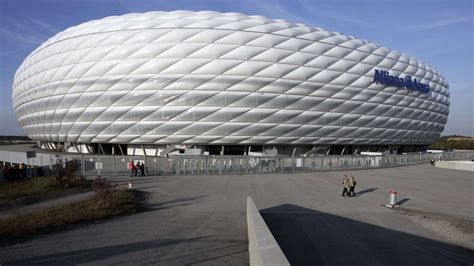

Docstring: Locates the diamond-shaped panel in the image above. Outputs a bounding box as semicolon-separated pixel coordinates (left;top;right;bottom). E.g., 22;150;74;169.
12;11;450;146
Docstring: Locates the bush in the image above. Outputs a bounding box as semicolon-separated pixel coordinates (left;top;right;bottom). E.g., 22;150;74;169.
92;177;116;207
0;163;90;206
52;160;88;189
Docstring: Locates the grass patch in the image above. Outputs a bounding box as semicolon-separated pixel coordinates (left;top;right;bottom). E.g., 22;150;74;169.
0;189;139;238
0;176;90;208
0;177;58;201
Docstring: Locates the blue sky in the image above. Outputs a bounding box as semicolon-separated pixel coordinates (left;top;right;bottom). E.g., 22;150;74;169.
0;0;472;136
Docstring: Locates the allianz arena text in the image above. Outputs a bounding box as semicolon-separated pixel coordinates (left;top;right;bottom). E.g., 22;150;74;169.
12;11;450;156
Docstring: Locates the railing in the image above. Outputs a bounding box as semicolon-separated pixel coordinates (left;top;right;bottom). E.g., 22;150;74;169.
37;151;474;177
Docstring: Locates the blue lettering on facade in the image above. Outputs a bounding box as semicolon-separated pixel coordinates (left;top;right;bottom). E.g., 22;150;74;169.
373;69;430;93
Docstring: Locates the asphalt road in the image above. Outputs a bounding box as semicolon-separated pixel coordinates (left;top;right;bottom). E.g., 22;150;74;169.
1;164;473;265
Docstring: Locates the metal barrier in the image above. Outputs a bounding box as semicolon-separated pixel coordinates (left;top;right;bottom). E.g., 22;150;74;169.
19;151;474;177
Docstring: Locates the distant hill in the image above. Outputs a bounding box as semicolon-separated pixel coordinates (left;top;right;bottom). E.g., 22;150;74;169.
0;135;33;144
0;135;31;140
430;135;474;150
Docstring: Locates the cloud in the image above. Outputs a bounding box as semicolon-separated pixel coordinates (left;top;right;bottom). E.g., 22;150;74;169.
292;0;379;29
0;18;56;47
324;15;373;27
29;18;60;33
0;27;45;45
252;0;316;26
409;16;473;30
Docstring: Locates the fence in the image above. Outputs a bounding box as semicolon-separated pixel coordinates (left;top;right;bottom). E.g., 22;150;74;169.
42;151;474;177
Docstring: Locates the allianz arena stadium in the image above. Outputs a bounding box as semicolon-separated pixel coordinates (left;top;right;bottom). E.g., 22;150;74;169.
12;11;450;156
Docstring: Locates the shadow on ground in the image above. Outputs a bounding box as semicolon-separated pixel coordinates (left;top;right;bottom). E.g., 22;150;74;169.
396;198;410;206
261;204;473;266
356;187;377;196
146;195;208;211
5;236;209;265
4;237;248;265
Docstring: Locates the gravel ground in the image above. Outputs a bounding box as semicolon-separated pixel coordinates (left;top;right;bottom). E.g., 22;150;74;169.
398;208;474;249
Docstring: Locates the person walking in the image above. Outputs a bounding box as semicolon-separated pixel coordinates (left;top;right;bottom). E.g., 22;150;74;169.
128;161;134;177
140;162;146;177
342;174;350;197
136;161;141;176
348;175;357;197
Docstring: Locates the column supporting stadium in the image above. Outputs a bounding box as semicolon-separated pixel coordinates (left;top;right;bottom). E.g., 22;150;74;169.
33;141;432;157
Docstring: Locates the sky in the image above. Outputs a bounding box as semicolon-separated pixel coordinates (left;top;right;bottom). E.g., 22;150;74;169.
0;0;473;136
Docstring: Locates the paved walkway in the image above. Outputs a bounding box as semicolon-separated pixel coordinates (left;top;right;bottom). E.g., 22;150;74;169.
1;164;473;265
0;191;95;219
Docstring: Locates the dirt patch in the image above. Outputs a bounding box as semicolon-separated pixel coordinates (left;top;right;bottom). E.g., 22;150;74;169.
398;208;474;249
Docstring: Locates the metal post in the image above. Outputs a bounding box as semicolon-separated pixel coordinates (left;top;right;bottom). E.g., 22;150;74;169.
27;158;30;178
118;144;124;156
113;155;116;176
98;156;101;176
81;154;84;176
98;144;105;155
258;158;262;174
291;148;297;157
175;157;179;176
144;154;147;176
233;157;236;175
292;157;295;172
389;191;397;206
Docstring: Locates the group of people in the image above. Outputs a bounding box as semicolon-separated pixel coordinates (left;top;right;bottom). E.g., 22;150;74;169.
342;174;357;197
128;161;146;177
1;163;28;182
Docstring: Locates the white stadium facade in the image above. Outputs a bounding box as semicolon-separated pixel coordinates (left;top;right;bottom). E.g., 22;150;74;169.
12;11;450;156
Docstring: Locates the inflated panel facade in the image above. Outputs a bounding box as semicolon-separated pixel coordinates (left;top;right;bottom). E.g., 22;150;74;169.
12;11;450;146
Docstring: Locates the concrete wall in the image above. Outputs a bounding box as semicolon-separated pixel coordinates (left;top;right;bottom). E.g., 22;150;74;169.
436;161;474;172
247;196;289;266
0;150;27;164
0;150;55;167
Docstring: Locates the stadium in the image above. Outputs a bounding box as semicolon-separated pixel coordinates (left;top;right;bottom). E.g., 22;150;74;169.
12;11;450;156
